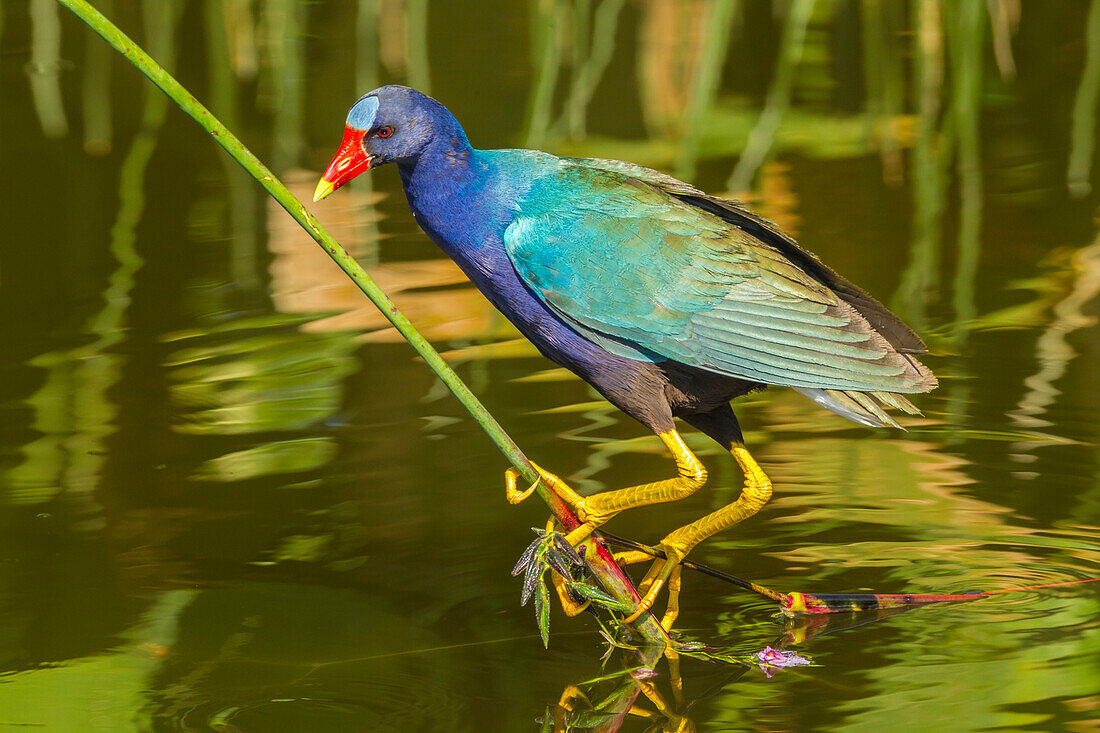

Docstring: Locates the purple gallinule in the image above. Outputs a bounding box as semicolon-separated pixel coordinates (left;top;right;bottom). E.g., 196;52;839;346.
315;86;936;628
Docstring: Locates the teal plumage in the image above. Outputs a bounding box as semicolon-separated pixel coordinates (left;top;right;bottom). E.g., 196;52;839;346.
501;155;934;421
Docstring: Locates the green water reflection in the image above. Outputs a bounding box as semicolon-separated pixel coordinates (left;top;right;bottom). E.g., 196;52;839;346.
1;1;1099;731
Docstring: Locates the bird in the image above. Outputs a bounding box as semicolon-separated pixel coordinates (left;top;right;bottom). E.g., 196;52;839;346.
314;86;936;630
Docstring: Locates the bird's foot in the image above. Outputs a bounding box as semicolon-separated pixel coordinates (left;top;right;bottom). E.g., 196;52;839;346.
504;466;542;505
505;463;587;509
504;463;614;549
623;542;688;630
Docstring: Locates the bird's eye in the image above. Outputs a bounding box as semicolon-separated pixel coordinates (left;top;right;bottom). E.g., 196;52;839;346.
376;126;394;139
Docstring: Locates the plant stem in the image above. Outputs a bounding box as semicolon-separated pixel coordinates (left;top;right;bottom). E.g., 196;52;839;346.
56;0;667;644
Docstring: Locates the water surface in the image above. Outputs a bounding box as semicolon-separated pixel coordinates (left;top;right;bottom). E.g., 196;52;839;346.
1;2;1099;730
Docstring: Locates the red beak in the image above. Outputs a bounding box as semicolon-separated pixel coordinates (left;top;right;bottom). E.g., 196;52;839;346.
314;126;371;201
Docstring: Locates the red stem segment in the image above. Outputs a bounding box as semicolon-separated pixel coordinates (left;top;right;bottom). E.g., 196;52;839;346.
784;577;1100;614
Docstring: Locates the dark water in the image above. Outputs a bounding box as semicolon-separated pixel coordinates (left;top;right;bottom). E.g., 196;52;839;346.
2;1;1099;730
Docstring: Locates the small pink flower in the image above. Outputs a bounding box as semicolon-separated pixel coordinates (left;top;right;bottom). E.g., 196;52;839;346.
754;646;811;678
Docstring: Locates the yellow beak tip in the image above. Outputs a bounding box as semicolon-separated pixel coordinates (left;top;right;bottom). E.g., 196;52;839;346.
313;179;336;202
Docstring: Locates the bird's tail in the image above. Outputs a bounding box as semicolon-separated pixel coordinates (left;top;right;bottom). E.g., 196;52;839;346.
795;388;923;429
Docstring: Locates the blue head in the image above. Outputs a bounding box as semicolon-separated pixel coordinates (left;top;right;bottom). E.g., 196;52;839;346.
315;86;467;201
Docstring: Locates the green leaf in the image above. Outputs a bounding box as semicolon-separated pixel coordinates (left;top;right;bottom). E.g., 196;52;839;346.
568;582;633;612
536;580;551;648
551;532;584;566
539;706;553;733
569;710;617;728
545;546;576;581
522;559;543;606
512;535;542;576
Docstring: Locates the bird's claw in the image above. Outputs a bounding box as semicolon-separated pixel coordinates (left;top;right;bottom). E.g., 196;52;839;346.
505;463;690;629
504;464;608;553
623;545;686;627
504;467;541;505
504;462;585;509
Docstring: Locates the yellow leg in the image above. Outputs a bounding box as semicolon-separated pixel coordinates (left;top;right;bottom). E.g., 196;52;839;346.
632;677;694;733
615;549;683;631
624;442;773;624
613;549;655;566
504;430;708;550
660;565;683;631
666;647;685;710
553;684;592;732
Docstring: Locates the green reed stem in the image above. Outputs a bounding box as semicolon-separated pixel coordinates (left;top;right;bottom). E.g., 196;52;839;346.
56;0;667;644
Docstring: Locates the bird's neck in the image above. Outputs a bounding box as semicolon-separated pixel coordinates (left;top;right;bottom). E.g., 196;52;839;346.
398;134;479;196
397;135;498;251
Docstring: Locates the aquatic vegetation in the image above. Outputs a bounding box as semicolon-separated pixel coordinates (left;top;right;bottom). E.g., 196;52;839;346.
8;1;1100;730
753;645;811;678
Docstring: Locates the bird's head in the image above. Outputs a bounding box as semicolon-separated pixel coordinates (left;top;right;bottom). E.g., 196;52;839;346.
314;85;453;202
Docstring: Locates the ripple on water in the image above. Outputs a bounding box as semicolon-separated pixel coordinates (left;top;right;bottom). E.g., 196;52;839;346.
167;682;467;733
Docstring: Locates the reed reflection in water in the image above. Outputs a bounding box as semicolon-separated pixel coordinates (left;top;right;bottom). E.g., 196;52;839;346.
1;1;1099;730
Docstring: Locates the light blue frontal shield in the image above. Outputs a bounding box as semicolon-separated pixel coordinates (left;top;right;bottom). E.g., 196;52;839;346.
346;95;379;131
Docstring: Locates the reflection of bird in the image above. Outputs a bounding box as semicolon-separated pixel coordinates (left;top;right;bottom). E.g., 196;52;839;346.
315;86;936;628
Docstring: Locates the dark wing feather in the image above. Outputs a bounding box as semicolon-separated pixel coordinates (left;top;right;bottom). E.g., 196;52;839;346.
672;194;928;354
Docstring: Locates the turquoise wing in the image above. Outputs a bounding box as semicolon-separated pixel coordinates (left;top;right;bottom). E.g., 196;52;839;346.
503;163;932;393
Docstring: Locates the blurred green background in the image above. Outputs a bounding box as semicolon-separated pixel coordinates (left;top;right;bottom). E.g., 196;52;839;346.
1;0;1100;730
